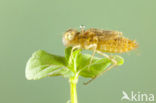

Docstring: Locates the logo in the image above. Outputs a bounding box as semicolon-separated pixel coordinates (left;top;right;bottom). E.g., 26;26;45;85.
121;91;155;102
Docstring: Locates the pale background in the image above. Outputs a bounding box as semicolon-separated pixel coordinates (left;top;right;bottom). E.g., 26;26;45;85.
0;0;156;103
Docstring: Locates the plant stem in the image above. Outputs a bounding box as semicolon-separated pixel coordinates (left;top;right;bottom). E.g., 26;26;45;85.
69;76;78;103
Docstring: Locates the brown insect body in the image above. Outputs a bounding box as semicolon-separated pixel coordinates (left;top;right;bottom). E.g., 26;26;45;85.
63;28;138;53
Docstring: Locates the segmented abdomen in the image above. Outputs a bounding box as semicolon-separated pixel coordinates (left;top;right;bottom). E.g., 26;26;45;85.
97;37;138;53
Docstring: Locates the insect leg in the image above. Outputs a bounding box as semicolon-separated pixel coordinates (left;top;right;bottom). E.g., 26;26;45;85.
69;45;81;64
88;44;97;70
86;36;98;69
83;51;117;85
96;51;117;64
83;63;116;85
90;48;96;65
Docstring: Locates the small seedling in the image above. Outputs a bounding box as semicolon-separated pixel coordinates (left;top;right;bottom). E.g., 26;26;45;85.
25;27;138;103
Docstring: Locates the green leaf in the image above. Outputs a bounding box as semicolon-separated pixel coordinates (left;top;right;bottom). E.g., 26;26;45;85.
78;54;111;78
79;55;124;78
110;55;124;66
25;48;124;80
65;47;81;72
65;47;72;62
25;50;74;80
64;47;124;78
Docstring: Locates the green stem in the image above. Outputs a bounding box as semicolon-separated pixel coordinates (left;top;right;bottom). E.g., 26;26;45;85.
69;76;78;103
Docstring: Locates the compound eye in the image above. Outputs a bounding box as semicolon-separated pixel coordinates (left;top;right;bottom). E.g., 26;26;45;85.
66;33;73;40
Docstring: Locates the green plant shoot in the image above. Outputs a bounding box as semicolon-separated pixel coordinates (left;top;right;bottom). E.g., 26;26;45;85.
25;47;124;103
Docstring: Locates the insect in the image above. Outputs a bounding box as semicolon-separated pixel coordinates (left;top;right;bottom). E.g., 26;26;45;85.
62;26;138;84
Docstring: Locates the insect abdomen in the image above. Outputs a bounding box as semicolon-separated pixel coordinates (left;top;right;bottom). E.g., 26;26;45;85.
97;37;138;53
